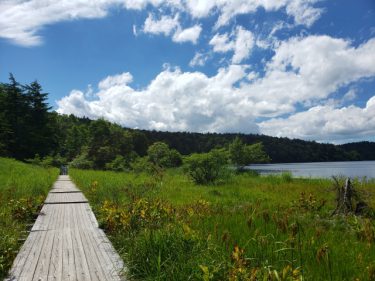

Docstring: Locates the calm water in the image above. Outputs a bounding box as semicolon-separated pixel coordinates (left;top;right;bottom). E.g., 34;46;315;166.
248;161;375;179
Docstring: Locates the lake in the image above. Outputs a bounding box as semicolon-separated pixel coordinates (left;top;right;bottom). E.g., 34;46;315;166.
247;161;375;179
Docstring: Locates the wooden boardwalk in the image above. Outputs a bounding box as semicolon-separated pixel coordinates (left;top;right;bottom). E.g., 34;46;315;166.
6;175;125;281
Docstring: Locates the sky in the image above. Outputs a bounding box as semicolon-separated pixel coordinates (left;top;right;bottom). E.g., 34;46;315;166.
1;0;375;144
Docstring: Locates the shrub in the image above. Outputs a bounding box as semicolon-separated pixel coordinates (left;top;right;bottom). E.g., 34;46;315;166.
184;149;228;184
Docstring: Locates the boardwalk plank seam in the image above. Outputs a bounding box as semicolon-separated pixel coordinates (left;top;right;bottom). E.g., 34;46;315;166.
6;176;125;281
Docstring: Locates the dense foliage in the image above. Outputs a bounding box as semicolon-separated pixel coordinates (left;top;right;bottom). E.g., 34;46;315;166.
0;75;54;159
1;75;375;167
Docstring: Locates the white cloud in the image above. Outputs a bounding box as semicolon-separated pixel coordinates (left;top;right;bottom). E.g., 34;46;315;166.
232;27;254;63
143;13;179;36
132;24;138;36
57;35;375;141
57;66;259;133
189;52;209;67
259;96;375;142
286;0;324;27
142;13;202;44
209;27;254;63
236;35;375;117
0;0;112;46
0;0;324;46
172;25;202;44
184;0;323;28
209;33;234;53
98;72;133;90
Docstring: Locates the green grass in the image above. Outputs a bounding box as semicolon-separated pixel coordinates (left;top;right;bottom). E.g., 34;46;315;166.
70;168;375;281
0;158;59;279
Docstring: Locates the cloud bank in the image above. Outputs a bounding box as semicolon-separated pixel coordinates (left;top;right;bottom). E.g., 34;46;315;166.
57;35;375;141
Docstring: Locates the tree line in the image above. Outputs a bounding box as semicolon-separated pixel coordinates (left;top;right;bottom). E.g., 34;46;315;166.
1;75;374;169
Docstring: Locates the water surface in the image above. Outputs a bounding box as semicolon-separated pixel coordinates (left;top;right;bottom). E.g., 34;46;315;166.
248;161;375;179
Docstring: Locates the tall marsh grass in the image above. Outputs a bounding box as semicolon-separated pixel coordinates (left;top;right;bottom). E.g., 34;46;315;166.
0;158;58;279
70;168;375;281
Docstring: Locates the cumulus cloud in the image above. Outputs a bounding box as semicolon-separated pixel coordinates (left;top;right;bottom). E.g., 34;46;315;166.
57;34;375;141
209;27;254;63
259;96;375;142
209;33;234;52
143;13;179;36
184;0;323;28
189;52;209;67
0;0;323;46
142;14;201;44
172;25;202;44
57;65;260;133
98;73;133;90
236;36;375;117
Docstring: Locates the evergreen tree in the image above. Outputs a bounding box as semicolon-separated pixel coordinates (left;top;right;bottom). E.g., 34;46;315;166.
24;80;53;157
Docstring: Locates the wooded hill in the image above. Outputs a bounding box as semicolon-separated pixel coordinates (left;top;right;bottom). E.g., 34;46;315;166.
1;75;374;165
134;130;375;163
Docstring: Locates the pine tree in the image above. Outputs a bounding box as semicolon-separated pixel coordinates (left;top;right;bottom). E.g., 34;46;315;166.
24;80;53;157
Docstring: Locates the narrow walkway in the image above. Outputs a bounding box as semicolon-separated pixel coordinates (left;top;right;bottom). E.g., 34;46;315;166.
6;175;125;281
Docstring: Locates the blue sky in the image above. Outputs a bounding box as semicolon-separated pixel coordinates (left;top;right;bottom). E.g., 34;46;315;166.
1;0;375;143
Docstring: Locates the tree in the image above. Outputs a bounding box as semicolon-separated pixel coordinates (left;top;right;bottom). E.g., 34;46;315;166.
229;137;270;171
24;80;53;157
131;130;149;156
88;119;112;168
147;142;182;168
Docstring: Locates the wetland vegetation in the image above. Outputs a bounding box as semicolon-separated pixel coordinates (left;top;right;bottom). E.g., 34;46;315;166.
0;158;58;279
70;168;375;281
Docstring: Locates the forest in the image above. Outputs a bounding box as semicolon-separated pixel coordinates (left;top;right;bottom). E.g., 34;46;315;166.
1;75;374;168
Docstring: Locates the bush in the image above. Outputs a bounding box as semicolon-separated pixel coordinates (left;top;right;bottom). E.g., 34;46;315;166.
184;149;228;184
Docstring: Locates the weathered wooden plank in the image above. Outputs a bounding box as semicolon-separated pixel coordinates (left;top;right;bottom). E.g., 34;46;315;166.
61;205;76;281
46;204;65;281
18;202;56;279
6;175;125;281
45;192;88;204
79;204;123;280
74;206;107;281
70;205;92;281
32;205;62;280
78;204;115;281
